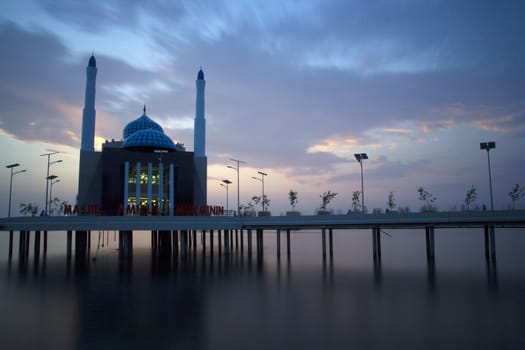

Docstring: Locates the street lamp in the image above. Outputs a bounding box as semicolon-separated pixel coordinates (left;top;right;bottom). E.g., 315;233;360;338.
6;163;27;217
47;175;59;215
41;152;62;215
251;171;268;212
228;158;245;216
221;179;232;213
480;141;496;210
354;153;368;213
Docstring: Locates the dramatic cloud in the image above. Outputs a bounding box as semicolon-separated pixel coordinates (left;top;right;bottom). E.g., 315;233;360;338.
1;0;524;214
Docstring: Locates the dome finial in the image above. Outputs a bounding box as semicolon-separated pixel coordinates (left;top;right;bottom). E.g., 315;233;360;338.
143;105;146;115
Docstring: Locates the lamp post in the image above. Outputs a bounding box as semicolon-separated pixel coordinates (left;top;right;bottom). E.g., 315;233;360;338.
228;158;245;216
47;175;59;215
252;171;268;212
6;163;26;217
480;141;496;210
40;152;62;215
221;179;232;214
354;153;368;213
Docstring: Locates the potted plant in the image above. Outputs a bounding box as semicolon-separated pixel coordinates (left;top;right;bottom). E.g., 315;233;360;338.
318;190;337;215
286;189;301;216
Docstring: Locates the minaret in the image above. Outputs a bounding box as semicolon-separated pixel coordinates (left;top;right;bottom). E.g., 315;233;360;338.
81;54;97;151
193;68;207;207
194;68;206;157
77;54;102;210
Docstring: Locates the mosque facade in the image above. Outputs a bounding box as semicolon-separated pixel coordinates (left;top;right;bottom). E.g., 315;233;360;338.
76;55;208;215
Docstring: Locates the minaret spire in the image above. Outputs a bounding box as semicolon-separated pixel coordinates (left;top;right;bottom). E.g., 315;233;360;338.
81;54;97;151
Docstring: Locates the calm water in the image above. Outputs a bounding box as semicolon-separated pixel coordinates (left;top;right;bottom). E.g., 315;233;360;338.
1;228;525;349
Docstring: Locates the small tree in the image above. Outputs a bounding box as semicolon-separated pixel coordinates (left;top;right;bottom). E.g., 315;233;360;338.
320;190;338;211
509;184;525;209
49;197;69;216
252;195;270;211
19;202;39;217
351;190;361;212
417;187;436;212
386;191;396;212
464;186;477;210
288;189;298;210
239;202;255;216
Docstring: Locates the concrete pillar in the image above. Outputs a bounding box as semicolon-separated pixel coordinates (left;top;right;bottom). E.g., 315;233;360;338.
172;230;179;258
321;228;326;260
119;230;133;258
34;230;41;258
484;225;496;260
372;227;381;260
43;230;48;255
247;228;252;255
224;230;230;255
240;229;244;252
277;228;281;258
124;161;129;213
75;230;88;261
8;230;13;258
286;229;291;258
217;230;222;255
147;162;153;213
329;228;334;260
159;230;172;259
210;230;214;254
67;230;72;260
425;226;435;261
136;162;141;214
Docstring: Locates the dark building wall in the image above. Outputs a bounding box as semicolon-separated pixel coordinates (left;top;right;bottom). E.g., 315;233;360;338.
77;150;103;208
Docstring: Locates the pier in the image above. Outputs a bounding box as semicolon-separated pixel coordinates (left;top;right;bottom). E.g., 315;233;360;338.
1;210;525;264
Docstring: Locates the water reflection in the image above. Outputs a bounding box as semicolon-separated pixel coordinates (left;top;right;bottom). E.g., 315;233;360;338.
1;237;518;350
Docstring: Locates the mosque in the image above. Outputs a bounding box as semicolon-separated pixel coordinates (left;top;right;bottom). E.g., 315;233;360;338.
75;55;209;215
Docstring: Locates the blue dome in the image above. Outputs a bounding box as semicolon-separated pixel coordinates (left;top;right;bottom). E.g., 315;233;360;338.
122;129;177;151
123;113;164;139
197;69;204;80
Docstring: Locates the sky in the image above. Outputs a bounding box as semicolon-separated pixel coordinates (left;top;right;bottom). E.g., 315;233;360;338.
0;0;524;216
